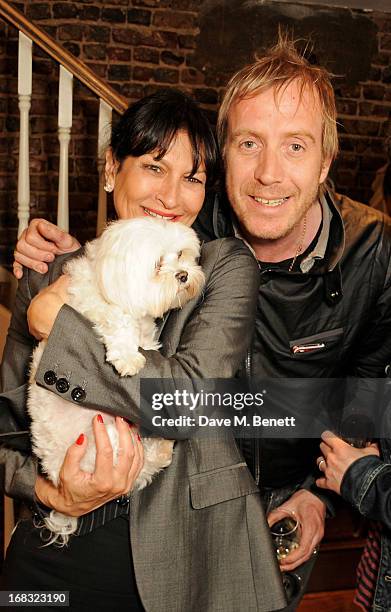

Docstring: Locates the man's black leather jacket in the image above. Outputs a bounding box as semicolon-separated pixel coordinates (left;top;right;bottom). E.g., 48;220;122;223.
194;189;391;494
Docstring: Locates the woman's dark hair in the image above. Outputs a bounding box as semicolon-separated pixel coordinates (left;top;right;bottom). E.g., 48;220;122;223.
110;89;219;187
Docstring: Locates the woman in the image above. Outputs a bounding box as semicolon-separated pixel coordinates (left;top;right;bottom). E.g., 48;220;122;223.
1;89;286;611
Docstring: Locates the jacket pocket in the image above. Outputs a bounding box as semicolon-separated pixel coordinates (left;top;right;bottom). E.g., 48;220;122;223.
189;462;259;509
290;327;344;359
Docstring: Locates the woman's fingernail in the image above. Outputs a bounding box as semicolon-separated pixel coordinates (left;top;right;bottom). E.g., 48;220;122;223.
137;433;141;442
97;414;104;423
76;433;84;445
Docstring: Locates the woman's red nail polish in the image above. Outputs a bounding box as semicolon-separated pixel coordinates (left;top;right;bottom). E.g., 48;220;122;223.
76;433;84;445
97;414;104;423
137;433;141;442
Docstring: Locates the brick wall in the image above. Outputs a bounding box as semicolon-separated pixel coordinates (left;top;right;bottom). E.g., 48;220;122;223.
0;0;390;266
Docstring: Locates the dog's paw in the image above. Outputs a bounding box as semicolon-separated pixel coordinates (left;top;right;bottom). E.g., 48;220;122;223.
110;352;146;376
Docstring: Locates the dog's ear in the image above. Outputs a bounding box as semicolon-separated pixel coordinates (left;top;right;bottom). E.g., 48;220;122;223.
91;221;139;309
90;219;159;313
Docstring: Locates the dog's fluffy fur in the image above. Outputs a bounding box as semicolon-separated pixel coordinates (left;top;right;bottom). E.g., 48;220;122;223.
28;218;205;545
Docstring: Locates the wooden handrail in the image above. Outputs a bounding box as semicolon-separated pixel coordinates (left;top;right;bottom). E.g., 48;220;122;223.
0;0;129;114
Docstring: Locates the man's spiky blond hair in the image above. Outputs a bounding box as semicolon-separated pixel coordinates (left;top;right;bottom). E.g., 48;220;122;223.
217;33;338;162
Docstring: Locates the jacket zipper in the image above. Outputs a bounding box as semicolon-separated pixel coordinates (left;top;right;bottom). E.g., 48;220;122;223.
245;347;261;486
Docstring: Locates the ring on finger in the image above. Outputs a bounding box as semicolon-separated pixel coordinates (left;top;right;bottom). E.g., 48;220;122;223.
317;457;326;470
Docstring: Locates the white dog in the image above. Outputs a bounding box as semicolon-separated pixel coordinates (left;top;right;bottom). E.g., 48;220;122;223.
28;217;205;545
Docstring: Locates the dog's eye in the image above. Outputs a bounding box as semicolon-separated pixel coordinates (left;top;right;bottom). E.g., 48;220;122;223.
177;251;182;259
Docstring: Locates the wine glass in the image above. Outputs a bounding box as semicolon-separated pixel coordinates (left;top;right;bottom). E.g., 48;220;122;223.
270;512;301;562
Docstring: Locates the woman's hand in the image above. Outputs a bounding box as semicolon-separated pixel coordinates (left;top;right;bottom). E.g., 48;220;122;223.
13;218;80;279
27;275;70;340
316;430;380;495
35;415;144;516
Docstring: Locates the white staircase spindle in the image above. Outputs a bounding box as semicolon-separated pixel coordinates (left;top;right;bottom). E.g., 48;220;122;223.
17;32;32;237
96;99;112;236
57;66;73;232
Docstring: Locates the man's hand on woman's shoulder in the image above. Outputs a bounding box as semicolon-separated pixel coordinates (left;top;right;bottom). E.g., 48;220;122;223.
13;218;80;279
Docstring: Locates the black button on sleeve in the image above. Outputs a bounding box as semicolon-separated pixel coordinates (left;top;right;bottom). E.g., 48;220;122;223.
116;494;130;507
56;378;70;393
71;387;86;403
43;370;57;386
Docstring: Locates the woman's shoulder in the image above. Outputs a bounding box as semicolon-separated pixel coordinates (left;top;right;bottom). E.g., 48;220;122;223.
200;237;258;271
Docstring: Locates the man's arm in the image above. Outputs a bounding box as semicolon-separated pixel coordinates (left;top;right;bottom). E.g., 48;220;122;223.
13;218;80;279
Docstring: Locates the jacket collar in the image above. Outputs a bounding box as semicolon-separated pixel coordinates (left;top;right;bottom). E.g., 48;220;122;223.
210;188;346;274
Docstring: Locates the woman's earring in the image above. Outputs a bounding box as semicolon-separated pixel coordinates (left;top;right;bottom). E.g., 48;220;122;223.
104;182;114;193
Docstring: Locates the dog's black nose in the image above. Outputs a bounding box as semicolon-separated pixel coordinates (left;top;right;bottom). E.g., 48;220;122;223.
175;271;188;283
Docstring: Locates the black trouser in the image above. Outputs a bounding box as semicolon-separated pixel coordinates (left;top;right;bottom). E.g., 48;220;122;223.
1;515;144;612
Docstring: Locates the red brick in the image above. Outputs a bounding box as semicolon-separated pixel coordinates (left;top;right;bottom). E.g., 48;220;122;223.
355;138;385;156
108;65;131;81
341;118;381;137
369;66;382;81
74;138;98;156
134;47;160;64
336;99;358;115
79;6;100;20
372;52;390;66
0;157;15;172
58;25;84;41
119;83;147;99
154;67;179;84
102;8;126;23
178;34;197;49
383;65;391;84
133;66;154;82
107;47;131;62
362;84;386;101
132;0;163;6
153;11;197;30
336;155;359;171
334;84;361;99
171;0;200;9
27;3;51;20
379;121;391;137
127;9;151;25
380;34;391;51
161;51;184;66
75;158;97;174
85;26;111;43
137;30;178;49
4;111;17;133
63;42;81;57
83;44;107;61
86;63;107;78
53;3;79;19
359;102;391;118
181;68;205;85
112;28;141;46
30;159;47;173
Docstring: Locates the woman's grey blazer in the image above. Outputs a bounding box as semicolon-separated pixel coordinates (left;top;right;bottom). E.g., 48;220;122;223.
0;236;286;612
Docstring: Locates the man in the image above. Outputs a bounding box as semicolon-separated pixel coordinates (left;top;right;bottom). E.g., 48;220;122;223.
13;38;391;608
